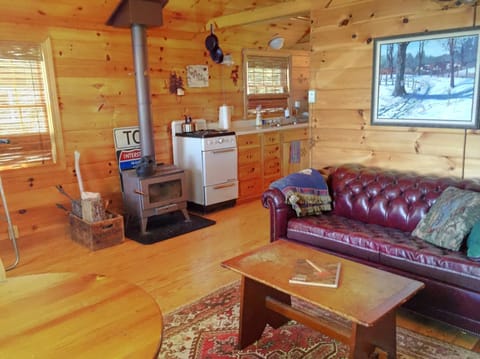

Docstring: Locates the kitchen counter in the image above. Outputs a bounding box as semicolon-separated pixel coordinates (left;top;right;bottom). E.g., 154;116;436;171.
228;119;309;135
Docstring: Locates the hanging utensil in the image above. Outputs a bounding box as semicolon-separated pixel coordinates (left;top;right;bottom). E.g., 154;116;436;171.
205;24;219;51
210;47;224;64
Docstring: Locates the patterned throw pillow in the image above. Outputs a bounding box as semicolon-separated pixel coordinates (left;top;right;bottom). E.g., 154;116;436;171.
412;186;480;251
467;221;480;261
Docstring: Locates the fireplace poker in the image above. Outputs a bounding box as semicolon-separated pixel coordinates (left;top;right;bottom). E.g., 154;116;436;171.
55;184;75;201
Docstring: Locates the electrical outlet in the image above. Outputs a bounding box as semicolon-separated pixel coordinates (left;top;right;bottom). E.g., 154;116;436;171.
308;89;316;104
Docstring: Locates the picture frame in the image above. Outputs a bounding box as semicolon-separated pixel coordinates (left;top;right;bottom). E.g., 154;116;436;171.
186;65;209;88
371;27;480;129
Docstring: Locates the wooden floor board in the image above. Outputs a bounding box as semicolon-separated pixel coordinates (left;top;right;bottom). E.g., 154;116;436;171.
1;199;479;351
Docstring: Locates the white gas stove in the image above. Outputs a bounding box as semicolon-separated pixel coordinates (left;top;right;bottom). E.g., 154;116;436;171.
171;119;238;212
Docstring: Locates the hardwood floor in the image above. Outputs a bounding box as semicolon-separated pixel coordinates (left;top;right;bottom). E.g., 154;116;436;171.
1;200;479;353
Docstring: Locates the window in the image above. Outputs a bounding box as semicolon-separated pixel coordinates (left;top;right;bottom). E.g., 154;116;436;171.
243;50;291;119
0;38;63;171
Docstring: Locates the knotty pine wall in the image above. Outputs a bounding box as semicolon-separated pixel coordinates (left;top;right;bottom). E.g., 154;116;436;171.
0;16;309;242
309;0;480;179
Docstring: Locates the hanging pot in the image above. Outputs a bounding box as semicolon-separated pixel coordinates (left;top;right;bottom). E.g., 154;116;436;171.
205;25;218;51
210;46;224;64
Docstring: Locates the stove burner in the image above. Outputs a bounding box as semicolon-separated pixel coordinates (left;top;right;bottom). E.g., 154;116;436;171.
177;129;235;138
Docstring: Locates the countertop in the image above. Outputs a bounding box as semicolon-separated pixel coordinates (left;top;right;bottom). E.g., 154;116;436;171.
219;119;309;135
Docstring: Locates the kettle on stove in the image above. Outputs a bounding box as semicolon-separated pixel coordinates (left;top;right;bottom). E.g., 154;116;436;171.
182;116;195;133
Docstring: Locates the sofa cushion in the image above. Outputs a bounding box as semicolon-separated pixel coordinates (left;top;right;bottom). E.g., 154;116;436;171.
329;166;446;232
467;221;480;261
287;214;413;262
412;187;480;251
287;214;480;293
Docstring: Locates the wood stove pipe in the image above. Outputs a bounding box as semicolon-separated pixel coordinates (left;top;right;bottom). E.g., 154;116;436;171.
131;23;155;177
106;0;169;177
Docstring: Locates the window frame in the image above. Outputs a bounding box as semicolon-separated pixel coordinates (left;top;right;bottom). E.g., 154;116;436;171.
0;37;65;173
242;49;292;120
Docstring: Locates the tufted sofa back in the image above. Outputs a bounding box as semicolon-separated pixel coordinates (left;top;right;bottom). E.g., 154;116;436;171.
329;164;480;233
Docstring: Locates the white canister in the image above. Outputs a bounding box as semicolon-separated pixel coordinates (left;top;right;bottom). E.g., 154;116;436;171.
218;105;232;129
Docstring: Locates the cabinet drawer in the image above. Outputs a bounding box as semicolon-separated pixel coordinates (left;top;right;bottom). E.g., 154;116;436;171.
264;158;281;176
238;163;261;180
264;144;280;159
282;128;308;142
238;147;261;164
237;133;261;147
239;178;263;197
263;132;280;145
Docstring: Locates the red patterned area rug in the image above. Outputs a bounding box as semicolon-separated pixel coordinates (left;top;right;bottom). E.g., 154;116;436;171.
159;282;479;359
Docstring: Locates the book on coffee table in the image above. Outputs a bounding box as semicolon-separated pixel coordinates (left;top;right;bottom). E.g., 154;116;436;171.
289;259;341;288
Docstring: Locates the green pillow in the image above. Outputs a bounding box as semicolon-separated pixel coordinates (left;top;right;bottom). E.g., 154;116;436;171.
467;221;480;261
412;187;480;251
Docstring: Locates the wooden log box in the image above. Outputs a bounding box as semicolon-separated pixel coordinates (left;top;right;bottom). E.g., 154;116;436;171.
69;212;124;251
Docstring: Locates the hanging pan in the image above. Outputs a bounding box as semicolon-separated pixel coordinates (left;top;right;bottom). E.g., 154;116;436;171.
205;24;218;51
210;46;224;64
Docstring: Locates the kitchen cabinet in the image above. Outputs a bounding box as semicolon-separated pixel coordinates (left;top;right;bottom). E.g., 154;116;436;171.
236;126;310;203
281;128;310;176
262;131;281;190
237;133;263;202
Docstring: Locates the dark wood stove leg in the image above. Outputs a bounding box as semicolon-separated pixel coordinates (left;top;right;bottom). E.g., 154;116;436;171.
140;217;148;234
181;209;191;222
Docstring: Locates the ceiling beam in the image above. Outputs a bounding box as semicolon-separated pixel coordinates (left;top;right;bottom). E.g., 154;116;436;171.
205;0;312;31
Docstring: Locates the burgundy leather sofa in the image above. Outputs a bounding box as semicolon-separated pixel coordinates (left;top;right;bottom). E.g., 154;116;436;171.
262;164;480;334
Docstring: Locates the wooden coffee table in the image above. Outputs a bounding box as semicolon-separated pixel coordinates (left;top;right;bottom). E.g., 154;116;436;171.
221;240;424;359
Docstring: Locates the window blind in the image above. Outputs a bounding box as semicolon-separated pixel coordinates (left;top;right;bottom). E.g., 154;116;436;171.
0;41;53;169
245;54;290;118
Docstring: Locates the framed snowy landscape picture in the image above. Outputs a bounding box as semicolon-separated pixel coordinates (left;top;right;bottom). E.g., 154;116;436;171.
371;27;480;129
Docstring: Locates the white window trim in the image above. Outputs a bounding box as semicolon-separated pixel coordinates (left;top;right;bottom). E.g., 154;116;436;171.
0;37;65;172
242;49;292;119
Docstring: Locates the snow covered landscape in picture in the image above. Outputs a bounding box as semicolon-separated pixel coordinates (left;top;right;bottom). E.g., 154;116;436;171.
372;29;480;128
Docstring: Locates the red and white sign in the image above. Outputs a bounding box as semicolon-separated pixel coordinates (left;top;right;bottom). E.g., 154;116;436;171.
116;148;142;171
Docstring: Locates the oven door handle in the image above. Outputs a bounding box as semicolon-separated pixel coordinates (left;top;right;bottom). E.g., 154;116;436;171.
211;148;236;155
213;182;236;190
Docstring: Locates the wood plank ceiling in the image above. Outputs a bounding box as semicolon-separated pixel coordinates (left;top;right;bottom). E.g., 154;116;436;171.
0;0;311;50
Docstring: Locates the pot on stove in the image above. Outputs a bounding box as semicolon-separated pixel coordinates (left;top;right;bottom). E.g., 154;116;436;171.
182;116;195;133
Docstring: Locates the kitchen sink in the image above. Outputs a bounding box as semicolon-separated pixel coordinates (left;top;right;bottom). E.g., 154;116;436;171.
262;117;308;128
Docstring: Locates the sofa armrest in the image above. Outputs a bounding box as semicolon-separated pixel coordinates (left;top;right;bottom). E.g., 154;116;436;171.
262;188;296;242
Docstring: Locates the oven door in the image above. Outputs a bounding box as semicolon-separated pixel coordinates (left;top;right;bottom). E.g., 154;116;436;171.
202;147;238;186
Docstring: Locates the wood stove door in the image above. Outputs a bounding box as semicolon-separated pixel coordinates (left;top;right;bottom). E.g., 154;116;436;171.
140;172;187;210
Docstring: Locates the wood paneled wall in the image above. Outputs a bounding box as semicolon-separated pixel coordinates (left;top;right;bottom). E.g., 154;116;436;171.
309;0;480;179
0;8;308;241
6;0;477;243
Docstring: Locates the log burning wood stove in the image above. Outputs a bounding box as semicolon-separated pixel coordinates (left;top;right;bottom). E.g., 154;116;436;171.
107;0;190;234
121;164;189;234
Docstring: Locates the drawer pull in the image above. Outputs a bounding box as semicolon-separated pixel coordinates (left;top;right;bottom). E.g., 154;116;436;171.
214;183;236;190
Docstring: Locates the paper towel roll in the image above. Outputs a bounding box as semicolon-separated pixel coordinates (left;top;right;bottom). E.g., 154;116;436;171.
218;105;231;129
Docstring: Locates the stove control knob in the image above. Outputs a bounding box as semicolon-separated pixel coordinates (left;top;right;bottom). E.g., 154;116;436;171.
217;138;224;144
